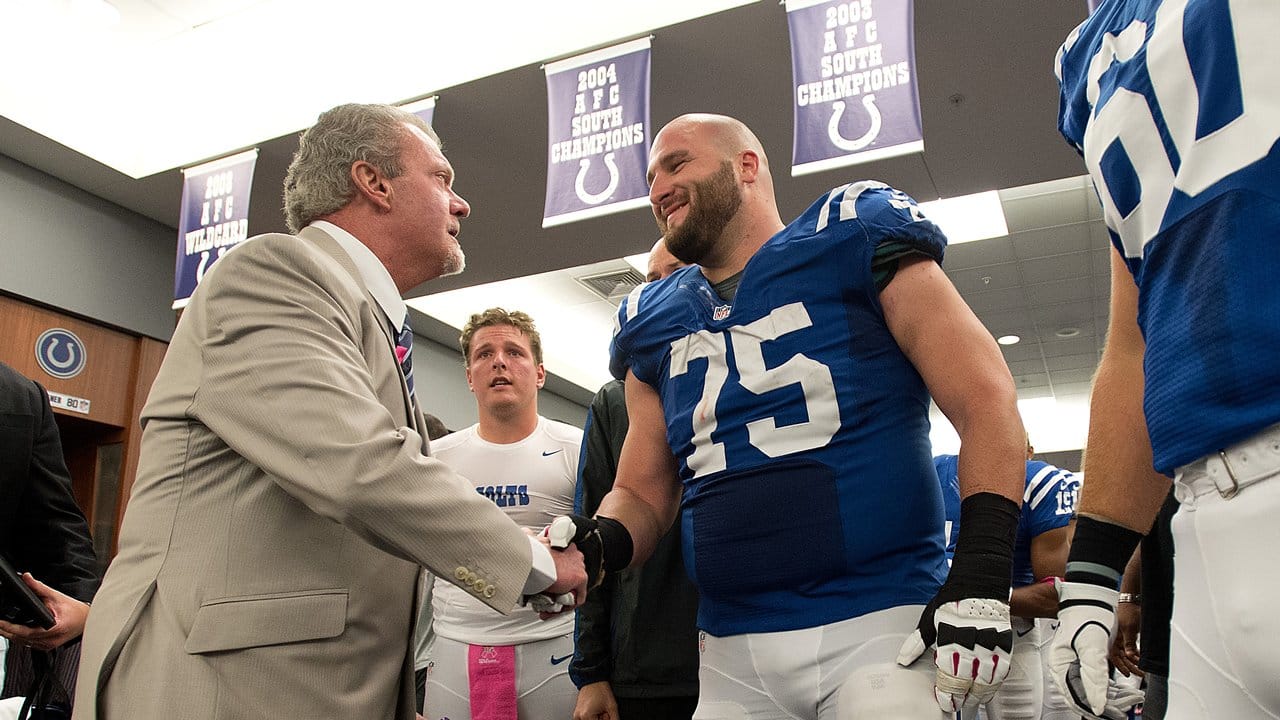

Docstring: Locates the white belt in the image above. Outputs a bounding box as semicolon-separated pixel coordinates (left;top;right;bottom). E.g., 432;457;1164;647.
1175;423;1280;501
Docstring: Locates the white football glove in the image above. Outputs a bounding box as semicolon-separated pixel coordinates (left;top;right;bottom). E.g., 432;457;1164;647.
1049;580;1118;716
896;597;1013;711
1087;679;1145;720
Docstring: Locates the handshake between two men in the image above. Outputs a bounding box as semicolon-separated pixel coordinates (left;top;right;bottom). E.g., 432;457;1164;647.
525;514;631;616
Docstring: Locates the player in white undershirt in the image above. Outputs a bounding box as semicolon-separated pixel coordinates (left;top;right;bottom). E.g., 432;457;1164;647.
420;308;583;720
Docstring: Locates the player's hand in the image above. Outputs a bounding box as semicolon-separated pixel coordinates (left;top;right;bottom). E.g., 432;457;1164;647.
535;540;586;617
1050;580;1118;716
573;681;619;720
0;573;90;652
1082;679;1145;720
1108;599;1143;678
896;595;1013;711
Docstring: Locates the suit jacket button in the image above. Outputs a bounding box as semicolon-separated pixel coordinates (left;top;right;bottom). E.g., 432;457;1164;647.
455;567;468;581
483;586;496;599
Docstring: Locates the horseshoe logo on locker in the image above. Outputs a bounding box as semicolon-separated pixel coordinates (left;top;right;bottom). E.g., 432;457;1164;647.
35;328;86;379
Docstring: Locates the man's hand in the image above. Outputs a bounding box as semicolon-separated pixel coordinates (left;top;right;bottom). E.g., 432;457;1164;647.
897;595;1013;710
0;573;90;652
573;680;619;720
1085;679;1145;720
1050;580;1118;716
1108;598;1142;678
536;541;586;617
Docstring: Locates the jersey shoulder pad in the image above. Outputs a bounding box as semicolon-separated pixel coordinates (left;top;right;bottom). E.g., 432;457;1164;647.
1023;461;1075;509
798;181;946;261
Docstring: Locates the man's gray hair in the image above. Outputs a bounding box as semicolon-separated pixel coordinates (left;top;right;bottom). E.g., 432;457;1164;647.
282;103;439;233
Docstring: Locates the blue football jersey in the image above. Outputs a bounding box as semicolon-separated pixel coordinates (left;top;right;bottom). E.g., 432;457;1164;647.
933;456;1078;587
933;454;961;564
611;182;949;635
1057;0;1280;474
1015;461;1078;587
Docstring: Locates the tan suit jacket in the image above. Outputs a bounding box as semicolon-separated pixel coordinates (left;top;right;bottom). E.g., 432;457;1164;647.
74;227;534;719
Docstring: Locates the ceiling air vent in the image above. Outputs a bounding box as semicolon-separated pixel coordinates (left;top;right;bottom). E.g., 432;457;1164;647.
576;269;645;305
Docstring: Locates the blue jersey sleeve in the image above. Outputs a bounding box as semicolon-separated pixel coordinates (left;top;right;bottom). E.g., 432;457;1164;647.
1023;461;1078;537
932;454;961;562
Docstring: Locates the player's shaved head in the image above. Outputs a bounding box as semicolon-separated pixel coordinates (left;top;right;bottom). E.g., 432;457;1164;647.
659;113;770;167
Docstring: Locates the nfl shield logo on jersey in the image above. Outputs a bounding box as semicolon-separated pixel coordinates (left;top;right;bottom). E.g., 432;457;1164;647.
712;304;731;321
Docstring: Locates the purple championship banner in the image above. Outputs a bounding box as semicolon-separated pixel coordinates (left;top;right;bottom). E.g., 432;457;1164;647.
786;0;924;176
543;37;651;228
174;149;258;309
400;96;436;127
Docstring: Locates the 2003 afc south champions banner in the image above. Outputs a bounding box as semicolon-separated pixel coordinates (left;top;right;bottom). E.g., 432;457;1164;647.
787;0;923;175
543;38;651;228
174;149;258;309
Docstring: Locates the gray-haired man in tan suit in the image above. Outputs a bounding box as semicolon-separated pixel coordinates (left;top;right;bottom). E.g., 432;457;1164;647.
73;103;587;720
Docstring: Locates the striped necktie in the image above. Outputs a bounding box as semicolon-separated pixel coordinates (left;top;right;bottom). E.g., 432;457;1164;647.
395;312;415;398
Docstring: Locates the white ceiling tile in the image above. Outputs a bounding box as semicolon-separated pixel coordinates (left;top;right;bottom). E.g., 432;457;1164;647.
1050;368;1097;385
1026;277;1093;307
1000;179;1092;234
980;308;1035;336
1019;252;1092;285
1000;342;1044;363
1045;353;1098;372
963;286;1027;314
1014;373;1051;390
1032;300;1095;330
1008;358;1049;376
1012;225;1092;259
1039;335;1101;357
949;263;1022;295
942;237;1017;271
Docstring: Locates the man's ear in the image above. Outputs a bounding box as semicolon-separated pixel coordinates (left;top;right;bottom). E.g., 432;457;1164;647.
738;150;761;184
351;161;392;211
535;363;546;389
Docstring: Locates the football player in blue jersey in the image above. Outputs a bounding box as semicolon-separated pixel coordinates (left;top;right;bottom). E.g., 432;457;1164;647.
543;113;1027;719
1051;2;1280;719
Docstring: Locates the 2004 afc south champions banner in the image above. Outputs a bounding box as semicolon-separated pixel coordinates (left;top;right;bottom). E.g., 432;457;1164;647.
174;149;258;309
543;38;651;228
787;0;923;176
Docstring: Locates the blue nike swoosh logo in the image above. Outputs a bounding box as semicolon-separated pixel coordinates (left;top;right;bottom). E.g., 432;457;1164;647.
550;653;573;665
542;450;562;456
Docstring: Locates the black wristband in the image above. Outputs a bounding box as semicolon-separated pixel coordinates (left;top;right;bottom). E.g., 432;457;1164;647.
946;492;1020;601
594;516;634;574
1065;515;1143;590
551;514;634;589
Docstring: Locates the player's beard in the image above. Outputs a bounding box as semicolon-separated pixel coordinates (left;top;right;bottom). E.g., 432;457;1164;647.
664;161;742;266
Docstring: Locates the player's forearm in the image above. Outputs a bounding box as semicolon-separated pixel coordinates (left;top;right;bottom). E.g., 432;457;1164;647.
954;392;1025;505
595;483;675;567
1080;341;1170;533
1010;582;1059;619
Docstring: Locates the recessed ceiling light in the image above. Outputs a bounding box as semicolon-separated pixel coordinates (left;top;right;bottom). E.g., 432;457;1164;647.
1056;327;1081;338
997;335;1021;345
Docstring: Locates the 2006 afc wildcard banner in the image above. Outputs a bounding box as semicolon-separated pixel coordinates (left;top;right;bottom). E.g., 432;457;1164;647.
786;0;923;176
174;149;258;309
543;37;652;228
